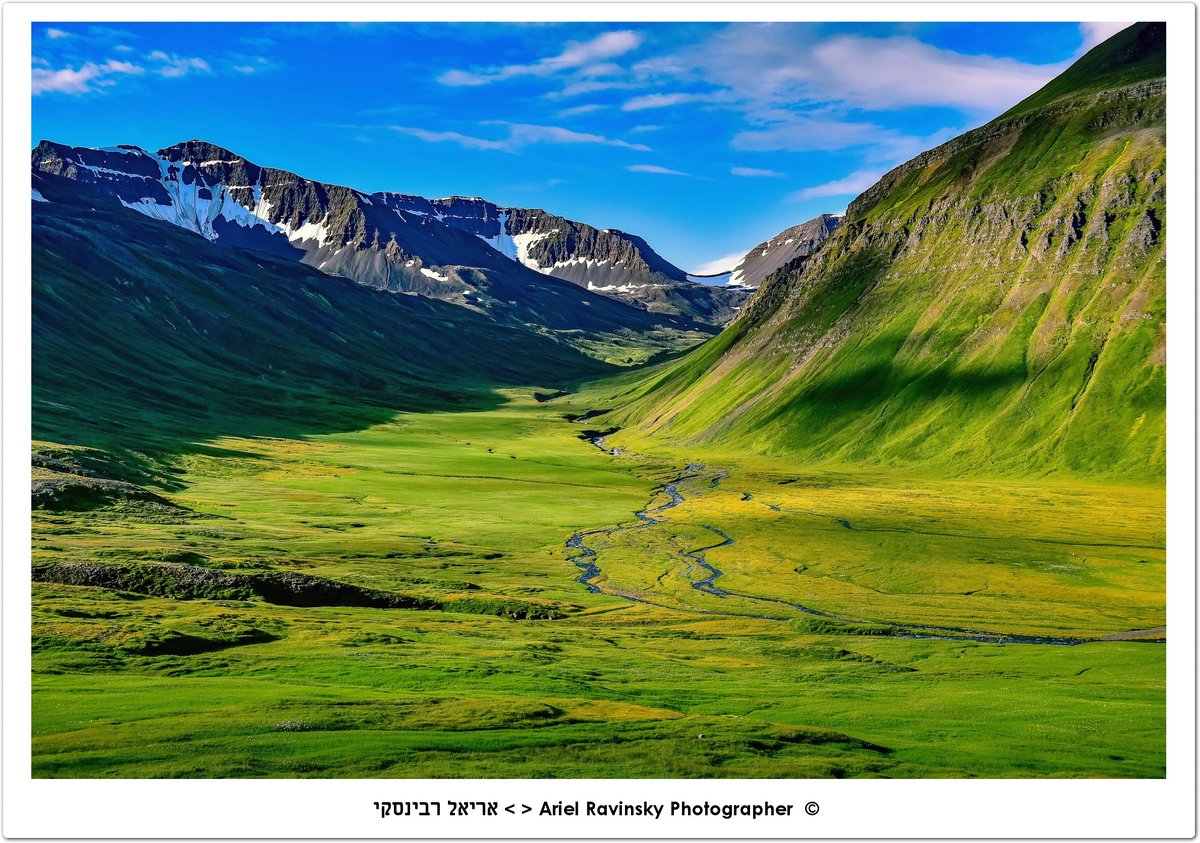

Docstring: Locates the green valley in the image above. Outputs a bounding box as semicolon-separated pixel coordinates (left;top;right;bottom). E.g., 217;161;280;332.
28;23;1168;779
32;395;1164;778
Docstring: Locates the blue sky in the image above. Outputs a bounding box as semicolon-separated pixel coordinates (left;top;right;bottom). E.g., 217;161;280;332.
31;21;1128;272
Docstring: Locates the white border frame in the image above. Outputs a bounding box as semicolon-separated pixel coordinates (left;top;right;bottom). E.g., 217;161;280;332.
3;3;1195;838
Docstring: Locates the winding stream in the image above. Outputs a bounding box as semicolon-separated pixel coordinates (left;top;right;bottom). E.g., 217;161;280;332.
566;434;1163;646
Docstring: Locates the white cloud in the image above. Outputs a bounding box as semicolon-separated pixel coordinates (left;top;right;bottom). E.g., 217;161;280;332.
391;127;510;151
628;164;689;176
621;91;722;111
732;117;961;159
148;51;211;78
731;118;882;153
86;26;138;42
46;28;72;40
553;78;642;98
497;122;649;151
691;249;748;275
438;69;492;87
731;166;785;178
807;35;1063;111
439;30;643;86
32;58;143;95
578;62;623;78
391;122;650;153
558;103;605;117
1079;22;1133;52
788;167;883;200
229;55;274;75
632;24;1066;115
102;60;142;75
32;65;100;95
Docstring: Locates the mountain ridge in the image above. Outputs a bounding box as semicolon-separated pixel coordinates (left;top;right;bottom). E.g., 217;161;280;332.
31;181;612;456
31;138;746;326
603;22;1166;480
716;213;843;288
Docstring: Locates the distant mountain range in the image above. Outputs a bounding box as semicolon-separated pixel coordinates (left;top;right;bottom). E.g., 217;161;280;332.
31;178;615;453
29;131;856;452
378;194;756;323
30;139;775;327
721;214;842;287
34;25;1165;484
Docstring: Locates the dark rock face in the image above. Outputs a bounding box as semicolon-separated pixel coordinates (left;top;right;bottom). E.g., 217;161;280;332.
31;139;705;335
31;139;741;325
360;194;748;323
32;141;173;205
726;214;842;288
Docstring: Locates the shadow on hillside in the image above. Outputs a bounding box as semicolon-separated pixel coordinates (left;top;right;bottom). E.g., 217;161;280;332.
788;359;1028;411
31;200;614;490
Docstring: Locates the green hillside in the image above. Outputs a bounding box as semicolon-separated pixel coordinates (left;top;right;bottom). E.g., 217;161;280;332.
604;23;1166;480
32;191;616;461
27;24;1166;781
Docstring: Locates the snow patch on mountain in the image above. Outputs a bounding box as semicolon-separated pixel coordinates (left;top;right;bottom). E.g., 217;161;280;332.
725;214;842;288
511;229;557;271
478;208;519;260
95;148;287;243
555;257;611;270
282;217;331;245
420;267;451;282
587;280;661;293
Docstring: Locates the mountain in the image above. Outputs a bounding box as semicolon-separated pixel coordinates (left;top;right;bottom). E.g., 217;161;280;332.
32;174;611;457
30;140;735;329
712;214;843;287
606;23;1166;480
382;195;751;324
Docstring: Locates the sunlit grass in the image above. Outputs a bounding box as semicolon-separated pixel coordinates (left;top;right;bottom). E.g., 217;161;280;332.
31;393;1164;778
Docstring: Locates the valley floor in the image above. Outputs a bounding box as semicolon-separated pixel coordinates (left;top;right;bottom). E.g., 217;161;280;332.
31;392;1165;777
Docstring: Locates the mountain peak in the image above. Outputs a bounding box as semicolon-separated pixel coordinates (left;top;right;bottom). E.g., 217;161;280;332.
723;213;842;287
617;22;1165;477
157;139;247;165
847;22;1165;222
999;22;1165;120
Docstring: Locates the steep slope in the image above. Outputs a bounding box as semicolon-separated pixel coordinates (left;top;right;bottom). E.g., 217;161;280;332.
31;140;708;347
716;214;842;287
607;23;1165;480
32;179;610;456
380;194;750;324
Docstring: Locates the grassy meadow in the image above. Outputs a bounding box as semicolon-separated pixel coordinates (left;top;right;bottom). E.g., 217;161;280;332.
31;391;1165;778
